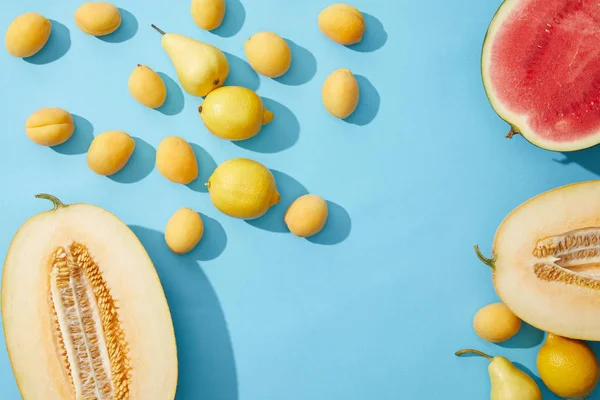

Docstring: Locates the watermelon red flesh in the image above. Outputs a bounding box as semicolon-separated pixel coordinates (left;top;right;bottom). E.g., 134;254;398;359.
482;0;600;151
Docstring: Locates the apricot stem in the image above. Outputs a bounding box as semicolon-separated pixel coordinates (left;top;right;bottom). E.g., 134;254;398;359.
35;193;68;211
455;349;493;361
474;245;495;269
151;24;165;36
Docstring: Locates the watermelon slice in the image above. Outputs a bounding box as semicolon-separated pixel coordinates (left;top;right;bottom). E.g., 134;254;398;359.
482;0;600;151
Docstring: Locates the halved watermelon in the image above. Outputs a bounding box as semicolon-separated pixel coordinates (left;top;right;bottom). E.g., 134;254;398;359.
482;0;600;151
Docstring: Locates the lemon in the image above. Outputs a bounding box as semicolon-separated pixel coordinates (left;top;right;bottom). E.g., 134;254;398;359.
537;334;599;399
207;158;280;219
198;86;274;141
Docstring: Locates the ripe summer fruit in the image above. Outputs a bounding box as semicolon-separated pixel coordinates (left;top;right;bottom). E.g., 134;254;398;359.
537;334;599;399
199;86;274;141
151;24;229;97
74;2;122;36
473;302;521;343
156;136;198;184
482;0;600;151
191;0;225;31
87;130;135;176
322;68;359;119
244;31;292;78
1;194;178;400
318;4;365;45
474;180;600;341
284;194;329;237
165;207;204;255
128;64;167;109
5;12;51;58
25;107;74;147
207;158;280;219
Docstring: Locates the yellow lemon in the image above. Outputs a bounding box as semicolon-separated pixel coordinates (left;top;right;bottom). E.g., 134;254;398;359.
244;31;292;78
537;334;599;399
198;86;274;141
207;158;280;219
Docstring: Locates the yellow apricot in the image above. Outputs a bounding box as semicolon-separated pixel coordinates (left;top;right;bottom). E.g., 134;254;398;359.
190;0;225;31
75;2;122;36
284;194;329;237
322;68;359;119
86;130;135;176
156;136;198;184
473;302;522;343
244;31;292;78
5;12;52;58
25;107;74;146
128;64;167;109
318;4;365;45
165;207;204;254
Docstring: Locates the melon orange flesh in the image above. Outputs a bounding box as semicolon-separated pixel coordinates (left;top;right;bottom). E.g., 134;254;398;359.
1;194;178;400
482;0;600;151
477;181;600;341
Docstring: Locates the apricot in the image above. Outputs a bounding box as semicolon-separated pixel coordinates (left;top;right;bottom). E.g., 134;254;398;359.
87;130;135;176
25;108;74;146
5;12;52;58
322;68;359;119
284;194;328;237
156;136;198;184
473;302;522;343
244;31;292;78
165;207;204;254
128;64;167;109
75;2;122;36
318;4;365;45
191;0;225;31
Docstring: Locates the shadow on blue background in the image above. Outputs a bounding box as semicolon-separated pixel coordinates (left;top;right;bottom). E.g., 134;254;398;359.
274;40;317;86
97;8;138;43
345;75;380;126
496;322;544;349
211;0;245;38
51;114;94;155
187;143;218;193
129;225;236;400
24;20;70;65
556;145;600;175
157;72;185;116
109;137;155;184
307;201;352;245
347;13;387;53
223;51;260;91
234;97;299;153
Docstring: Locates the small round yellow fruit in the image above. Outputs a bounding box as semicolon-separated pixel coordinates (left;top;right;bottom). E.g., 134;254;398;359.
244;31;292;78
318;4;365;45
25;107;74;146
128;64;167;109
165;207;204;254
472;303;521;343
156;136;198;184
207;158;280;219
5;12;52;58
284;194;328;237
322;68;359;119
87;130;135;176
191;0;225;31
537;334;599;399
75;2;122;36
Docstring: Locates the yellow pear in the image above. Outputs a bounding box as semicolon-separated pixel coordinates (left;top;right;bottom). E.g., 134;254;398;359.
151;24;229;97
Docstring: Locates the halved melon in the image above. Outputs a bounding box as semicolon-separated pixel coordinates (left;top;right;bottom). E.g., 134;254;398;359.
1;194;178;399
482;0;600;151
476;181;600;341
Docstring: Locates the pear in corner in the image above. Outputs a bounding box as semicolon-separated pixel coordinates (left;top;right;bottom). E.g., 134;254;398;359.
456;349;541;400
151;24;229;97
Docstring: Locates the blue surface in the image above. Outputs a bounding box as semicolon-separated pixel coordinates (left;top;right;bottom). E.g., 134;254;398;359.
1;0;600;399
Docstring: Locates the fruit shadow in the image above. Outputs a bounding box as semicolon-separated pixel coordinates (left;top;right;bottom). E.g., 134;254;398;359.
24;20;70;65
157;72;185;116
496;322;544;349
233;97;299;153
555;145;600;175
223;51;260;91
128;225;236;400
97;9;138;43
344;75;380;126
211;0;245;38
109;137;156;184
307;201;352;245
346;13;387;53
274;40;317;86
513;363;557;399
187;143;218;193
51;114;94;155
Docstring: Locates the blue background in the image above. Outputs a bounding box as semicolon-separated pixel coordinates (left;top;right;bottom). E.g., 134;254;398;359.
1;0;600;399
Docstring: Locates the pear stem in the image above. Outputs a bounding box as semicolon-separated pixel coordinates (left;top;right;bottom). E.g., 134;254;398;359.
474;245;496;269
35;193;68;211
151;24;165;36
455;349;493;361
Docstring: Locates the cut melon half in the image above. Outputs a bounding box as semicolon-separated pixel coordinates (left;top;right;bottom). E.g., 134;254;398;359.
482;0;600;151
1;194;178;400
476;181;600;341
